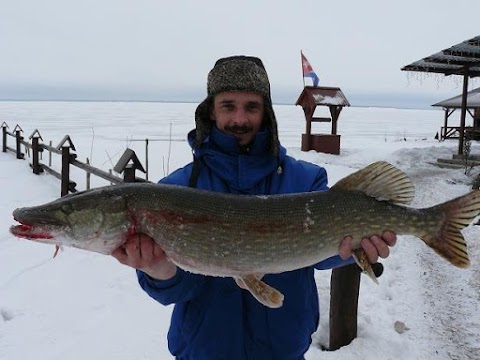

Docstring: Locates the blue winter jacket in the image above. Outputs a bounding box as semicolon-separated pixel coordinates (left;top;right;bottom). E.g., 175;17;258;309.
137;127;353;360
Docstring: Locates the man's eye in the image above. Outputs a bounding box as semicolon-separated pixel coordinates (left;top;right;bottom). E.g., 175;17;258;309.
246;105;261;112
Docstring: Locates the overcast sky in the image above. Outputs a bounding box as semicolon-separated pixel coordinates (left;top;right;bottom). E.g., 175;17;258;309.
1;0;479;108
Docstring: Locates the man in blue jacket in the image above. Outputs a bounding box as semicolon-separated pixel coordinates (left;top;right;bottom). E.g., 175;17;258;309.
112;55;396;359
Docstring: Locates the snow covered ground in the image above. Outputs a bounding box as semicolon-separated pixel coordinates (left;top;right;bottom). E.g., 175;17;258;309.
0;101;479;359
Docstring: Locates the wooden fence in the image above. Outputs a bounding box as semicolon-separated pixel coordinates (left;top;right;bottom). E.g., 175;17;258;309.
1;121;373;351
2;122;148;195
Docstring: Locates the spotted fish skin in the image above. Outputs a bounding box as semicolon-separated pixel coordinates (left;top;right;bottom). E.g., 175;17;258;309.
10;162;480;307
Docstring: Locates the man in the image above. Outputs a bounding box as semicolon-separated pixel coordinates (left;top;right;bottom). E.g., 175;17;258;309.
112;56;396;359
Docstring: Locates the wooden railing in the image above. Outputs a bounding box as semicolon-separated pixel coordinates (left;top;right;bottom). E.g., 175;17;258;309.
2;122;148;195
440;126;480;141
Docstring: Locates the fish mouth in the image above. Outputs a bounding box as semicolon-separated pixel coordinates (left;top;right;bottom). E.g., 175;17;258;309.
10;215;54;240
10;205;66;240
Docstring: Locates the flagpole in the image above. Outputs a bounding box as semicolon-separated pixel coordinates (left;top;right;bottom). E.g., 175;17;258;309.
301;50;305;88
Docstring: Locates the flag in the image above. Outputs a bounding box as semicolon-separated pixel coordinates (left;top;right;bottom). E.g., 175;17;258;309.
301;51;319;87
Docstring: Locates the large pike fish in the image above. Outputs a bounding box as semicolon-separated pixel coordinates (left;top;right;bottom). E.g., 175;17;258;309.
10;161;480;308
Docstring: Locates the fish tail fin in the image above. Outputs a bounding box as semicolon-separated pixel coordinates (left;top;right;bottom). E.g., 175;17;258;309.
422;190;480;268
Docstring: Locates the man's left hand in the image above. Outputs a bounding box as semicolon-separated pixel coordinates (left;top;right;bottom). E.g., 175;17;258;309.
338;231;397;263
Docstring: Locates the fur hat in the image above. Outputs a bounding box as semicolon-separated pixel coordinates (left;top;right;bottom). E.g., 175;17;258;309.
194;55;280;157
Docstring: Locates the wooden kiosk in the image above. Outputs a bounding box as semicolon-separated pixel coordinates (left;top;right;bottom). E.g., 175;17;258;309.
296;86;350;154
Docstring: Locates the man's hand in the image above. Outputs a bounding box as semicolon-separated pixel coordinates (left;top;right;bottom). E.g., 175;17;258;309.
338;231;397;263
111;233;177;280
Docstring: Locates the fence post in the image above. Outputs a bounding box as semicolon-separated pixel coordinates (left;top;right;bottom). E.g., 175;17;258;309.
61;146;71;196
1;122;8;153
29;130;44;175
329;264;361;350
145;138;149;181
86;158;91;190
123;166;136;183
49;141;53;167
32;137;42;174
57;135;77;196
14;125;25;159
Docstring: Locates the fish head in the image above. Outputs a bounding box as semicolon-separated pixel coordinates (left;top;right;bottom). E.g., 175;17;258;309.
10;188;131;254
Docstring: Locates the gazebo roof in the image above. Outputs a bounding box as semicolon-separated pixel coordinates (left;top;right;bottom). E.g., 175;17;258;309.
401;36;480;77
295;86;350;107
432;87;480;109
401;35;480;155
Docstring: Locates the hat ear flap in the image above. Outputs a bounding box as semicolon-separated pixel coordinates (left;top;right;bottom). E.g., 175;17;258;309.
194;99;213;148
265;104;280;158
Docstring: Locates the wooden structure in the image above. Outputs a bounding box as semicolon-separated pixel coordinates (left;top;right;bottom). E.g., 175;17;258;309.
1;122;149;196
296;86;350;155
432;86;480;141
402;35;480;155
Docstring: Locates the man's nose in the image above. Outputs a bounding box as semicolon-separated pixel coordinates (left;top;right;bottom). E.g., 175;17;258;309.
231;108;248;125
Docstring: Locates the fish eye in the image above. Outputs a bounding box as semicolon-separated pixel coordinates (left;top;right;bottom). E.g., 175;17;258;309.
61;203;74;215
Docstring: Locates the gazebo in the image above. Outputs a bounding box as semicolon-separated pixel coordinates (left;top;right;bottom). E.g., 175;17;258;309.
432;87;480;141
401;35;480;155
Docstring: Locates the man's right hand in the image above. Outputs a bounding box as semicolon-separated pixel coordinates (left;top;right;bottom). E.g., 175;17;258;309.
111;233;177;280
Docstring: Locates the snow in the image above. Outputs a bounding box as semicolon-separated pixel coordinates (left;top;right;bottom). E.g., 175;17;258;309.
1;101;480;359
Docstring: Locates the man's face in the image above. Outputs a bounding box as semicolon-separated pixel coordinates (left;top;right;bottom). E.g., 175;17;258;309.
211;91;265;147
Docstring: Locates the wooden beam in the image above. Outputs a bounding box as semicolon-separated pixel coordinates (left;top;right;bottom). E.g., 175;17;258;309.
457;72;469;155
311;117;331;122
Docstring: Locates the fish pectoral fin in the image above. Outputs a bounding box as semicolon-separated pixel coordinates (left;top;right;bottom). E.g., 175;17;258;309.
352;249;379;284
235;275;284;308
53;244;63;258
235;274;263;289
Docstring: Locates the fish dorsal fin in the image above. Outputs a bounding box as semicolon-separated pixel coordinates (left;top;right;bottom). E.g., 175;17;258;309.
332;161;414;205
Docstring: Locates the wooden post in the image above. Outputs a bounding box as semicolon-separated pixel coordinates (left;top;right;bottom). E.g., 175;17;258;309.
329;264;361;350
2;123;7;153
31;137;43;174
86;158;91;190
330;106;341;135
49;141;53;167
458;72;469;155
56;135;77;195
61;146;70;196
145;138;149;182
306;120;312;138
443;109;449;140
474;108;480;129
123;166;136;183
15;130;24;159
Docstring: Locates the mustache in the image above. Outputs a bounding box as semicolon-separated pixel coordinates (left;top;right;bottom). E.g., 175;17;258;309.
224;125;253;133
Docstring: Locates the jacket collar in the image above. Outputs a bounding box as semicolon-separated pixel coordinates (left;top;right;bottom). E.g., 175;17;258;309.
188;127;286;193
